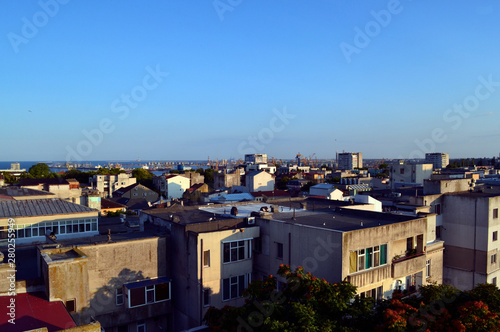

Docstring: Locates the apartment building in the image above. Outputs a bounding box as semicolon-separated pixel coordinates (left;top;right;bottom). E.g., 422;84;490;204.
338;152;363;170
425;153;450;170
19;178;82;203
89;173;137;198
245;171;275;192
390;163;433;189
252;204;442;299
142;206;260;331
153;174;190;201
441;191;500;289
244;153;268;164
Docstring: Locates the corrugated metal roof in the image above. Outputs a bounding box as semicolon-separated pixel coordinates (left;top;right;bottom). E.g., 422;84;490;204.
0;198;96;218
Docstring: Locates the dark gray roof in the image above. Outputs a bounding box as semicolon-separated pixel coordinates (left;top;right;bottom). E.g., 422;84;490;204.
0;186;55;198
0;199;96;218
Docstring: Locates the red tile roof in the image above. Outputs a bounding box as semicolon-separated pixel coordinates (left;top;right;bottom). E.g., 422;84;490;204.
0;292;76;332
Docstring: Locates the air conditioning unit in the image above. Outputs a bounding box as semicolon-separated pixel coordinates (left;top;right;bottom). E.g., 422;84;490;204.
246;217;256;225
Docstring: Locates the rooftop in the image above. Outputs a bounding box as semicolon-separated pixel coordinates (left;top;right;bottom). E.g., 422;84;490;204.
0;292;76;332
19;178;70;186
271;207;420;232
0;186;55;199
0;199;97;219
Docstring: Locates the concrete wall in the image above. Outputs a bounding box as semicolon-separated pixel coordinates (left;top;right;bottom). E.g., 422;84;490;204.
246;172;274;192
423;178;472;195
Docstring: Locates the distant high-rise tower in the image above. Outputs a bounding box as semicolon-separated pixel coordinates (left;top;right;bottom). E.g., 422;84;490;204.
337;152;363;170
425;153;449;170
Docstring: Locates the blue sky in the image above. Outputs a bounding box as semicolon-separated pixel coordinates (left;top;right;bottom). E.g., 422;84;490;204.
1;0;500;162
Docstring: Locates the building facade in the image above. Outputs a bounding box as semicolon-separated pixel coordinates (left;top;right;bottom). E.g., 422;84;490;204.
425;153;450;170
390;163;433;189
338;153;363;170
89;174;137;198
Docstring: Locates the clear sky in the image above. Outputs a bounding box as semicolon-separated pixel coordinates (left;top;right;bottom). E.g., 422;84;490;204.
1;0;500;162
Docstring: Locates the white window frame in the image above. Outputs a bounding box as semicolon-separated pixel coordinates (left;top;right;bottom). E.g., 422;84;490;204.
136;320;146;332
222;273;251;301
127;281;171;308
116;287;124;306
222;239;252;263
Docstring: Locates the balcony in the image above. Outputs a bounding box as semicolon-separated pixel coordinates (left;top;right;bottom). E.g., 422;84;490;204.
347;264;391;288
392;252;426;279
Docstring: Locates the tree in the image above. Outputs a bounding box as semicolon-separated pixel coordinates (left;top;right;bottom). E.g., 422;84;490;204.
300;181;315;193
28;163;53;178
378;163;389;170
204;265;358;331
132;168;153;182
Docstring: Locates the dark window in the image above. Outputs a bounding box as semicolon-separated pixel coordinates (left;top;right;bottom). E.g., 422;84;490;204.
494;231;498;242
203;250;210;267
203;288;210;307
494;209;499;219
117;325;128;332
435;204;441;215
400;168;405;174
222;274;249;301
65;299;76;312
254;237;262;253
155;283;170;302
277;242;283;259
493;277;497;286
130;288;146;307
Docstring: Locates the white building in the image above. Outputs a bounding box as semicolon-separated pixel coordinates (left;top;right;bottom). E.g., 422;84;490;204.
245;171;274;192
153;174;191;201
244;154;268;164
390;163;433;189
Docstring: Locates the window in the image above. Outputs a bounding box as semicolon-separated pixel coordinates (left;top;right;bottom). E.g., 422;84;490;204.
426;259;431;278
203;288;210;307
116;288;124;306
222;239;251;263
493;277;497;286
494;231;498;242
494;209;499;219
400;168;405;174
492;254;497;265
65;299;76;312
126;278;171;308
435;204;441;215
136;320;146;332
349;244;387;274
276;242;284;259
222;274;250;301
203;250;210;267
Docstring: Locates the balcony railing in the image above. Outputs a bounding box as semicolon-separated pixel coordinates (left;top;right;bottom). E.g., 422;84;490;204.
392;252;426;279
347;264;391;288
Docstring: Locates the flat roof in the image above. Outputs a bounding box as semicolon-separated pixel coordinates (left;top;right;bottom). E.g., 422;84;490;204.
0;186;55;198
0;292;76;332
0;199;96;219
271;207;419;232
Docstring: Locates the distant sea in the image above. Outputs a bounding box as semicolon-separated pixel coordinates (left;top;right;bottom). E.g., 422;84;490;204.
0;160;207;176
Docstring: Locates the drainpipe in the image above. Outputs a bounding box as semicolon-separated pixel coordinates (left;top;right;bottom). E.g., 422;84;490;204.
200;238;204;324
473;199;477;288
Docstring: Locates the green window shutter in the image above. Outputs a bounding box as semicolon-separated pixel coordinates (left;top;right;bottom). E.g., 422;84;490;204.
366;248;373;269
380;244;387;265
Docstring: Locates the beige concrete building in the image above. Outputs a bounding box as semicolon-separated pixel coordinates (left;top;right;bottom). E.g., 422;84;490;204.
245;171;275;192
214;170;241;189
390;163;433;189
252;205;442;299
153;174;190;201
20;178;82;203
142;206;260;331
425;152;450;170
338;152;363;170
38;233;171;332
89;173;137;198
441;192;500;290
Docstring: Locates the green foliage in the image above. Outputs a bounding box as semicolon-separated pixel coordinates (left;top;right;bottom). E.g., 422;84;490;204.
132;168;153;181
1;172;17;183
378;163;389;170
96;167;124;175
204;265;358;332
28;163;53;178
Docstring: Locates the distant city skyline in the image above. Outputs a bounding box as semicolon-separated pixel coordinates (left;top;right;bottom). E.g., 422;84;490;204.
2;1;500;161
